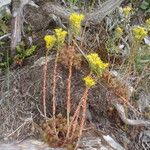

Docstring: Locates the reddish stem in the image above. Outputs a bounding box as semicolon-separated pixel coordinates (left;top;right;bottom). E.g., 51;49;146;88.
52;52;59;133
67;52;73;128
42;51;48;117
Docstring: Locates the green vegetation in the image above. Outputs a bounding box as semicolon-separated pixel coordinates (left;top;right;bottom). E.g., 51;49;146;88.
140;0;150;12
14;44;37;64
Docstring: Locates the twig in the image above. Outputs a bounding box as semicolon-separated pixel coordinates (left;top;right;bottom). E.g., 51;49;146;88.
73;40;87;59
5;118;32;138
0;33;11;40
36;104;50;119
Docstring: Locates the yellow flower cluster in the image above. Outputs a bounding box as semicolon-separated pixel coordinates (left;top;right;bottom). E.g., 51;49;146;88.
69;12;85;36
132;26;148;41
83;76;95;88
55;28;67;47
115;26;123;37
44;35;56;50
44;28;67;50
87;53;109;75
146;18;150;29
122;6;132;16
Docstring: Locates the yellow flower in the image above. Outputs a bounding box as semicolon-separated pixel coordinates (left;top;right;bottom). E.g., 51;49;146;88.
132;26;148;41
83;76;95;88
146;18;150;30
44;35;56;50
115;26;123;37
69;12;85;36
87;53;109;75
122;6;132;16
146;18;150;25
54;28;67;48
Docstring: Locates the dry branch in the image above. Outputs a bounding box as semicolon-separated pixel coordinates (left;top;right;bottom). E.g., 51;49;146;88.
42;0;124;25
114;103;150;126
0;33;11;40
87;0;124;24
11;0;31;55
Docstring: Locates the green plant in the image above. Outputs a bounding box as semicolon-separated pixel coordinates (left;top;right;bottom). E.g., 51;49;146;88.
86;53;109;76
0;62;7;68
140;0;150;12
67;0;79;5
43;35;56;118
135;45;150;73
43;28;67;119
0;42;12;70
0;10;11;36
14;44;37;64
0;52;7;68
42;11;110;149
0;20;8;36
106;5;150;74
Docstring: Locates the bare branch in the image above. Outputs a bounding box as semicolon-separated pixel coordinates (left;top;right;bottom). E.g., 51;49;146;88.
42;0;124;24
42;2;71;20
87;0;123;24
0;33;11;40
114;103;150;126
11;0;33;55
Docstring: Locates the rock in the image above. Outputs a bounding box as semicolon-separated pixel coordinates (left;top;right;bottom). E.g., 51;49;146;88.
0;136;122;150
24;4;53;31
78;137;113;150
139;130;150;150
103;135;125;150
0;0;11;8
138;93;150;113
0;140;66;150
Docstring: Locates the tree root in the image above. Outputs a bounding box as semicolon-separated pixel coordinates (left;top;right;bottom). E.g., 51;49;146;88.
114;103;150;126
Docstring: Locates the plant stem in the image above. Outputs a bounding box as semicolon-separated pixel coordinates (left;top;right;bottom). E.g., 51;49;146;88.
42;51;48;118
67;47;74;128
66;87;89;143
52;52;59;132
75;87;89;150
128;40;140;71
66;97;82;138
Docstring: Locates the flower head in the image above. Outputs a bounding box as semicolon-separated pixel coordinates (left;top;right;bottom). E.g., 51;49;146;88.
132;26;147;41
146;18;150;30
122;6;132;16
83;76;95;88
87;53;109;75
115;26;123;37
44;35;56;50
54;28;67;48
69;12;85;36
